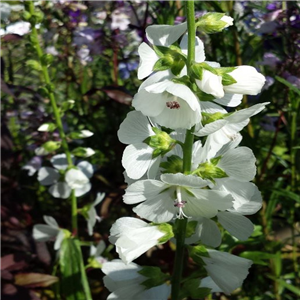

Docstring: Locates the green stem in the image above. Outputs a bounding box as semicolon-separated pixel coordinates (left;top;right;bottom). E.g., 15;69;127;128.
171;2;196;300
26;2;78;235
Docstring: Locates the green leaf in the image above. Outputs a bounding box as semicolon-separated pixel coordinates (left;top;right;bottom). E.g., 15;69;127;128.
275;76;300;96
138;266;169;289
277;279;300;296
182;279;211;299
273;189;300;204
59;238;92;300
240;251;276;266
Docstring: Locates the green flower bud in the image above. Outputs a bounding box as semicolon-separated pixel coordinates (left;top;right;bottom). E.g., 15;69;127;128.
196;13;234;34
145;128;176;158
41;141;61;152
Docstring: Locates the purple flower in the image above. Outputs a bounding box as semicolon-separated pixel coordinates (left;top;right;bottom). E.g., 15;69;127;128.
118;60;139;79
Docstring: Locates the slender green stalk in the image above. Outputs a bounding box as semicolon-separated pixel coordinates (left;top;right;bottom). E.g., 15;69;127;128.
25;2;78;235
171;2;196;299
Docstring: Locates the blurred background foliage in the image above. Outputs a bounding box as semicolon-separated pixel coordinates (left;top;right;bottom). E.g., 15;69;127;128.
1;1;299;299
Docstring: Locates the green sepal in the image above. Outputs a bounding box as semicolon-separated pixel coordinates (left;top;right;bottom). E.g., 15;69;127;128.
138;266;170;289
222;73;237;86
80;203;92;220
182;279;211;299
185;221;198;239
195;90;215;102
188;245;209;265
191;62;218;81
210;156;222;165
194;161;228;181
87;257;102;269
160;155;183;174
156;223;174;243
145;127;176;158
201;112;225;125
153;57;174;72
215;67;237;75
68;131;89;140
172;75;192;87
41;141;61;152
152;45;186;76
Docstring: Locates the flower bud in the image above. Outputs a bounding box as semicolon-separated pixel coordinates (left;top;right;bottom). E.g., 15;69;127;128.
196;13;234;34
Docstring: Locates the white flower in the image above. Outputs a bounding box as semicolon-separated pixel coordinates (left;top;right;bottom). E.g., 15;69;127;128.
33;216;66;250
133;80;201;130
195;102;269;144
195;69;224;98
0;21;31;36
102;259;171;300
79;130;94;138
214;178;262;240
89;240;108;266
146;22;187;46
109;217;168;264
86;193;105;235
223;66;266;95
201;249;252;294
37;154;93;198
192;134;257;183
123;173;233;223
22;156;42;176
118;111;159;180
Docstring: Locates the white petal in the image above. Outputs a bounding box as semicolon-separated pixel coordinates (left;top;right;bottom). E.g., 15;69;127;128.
215;178;262;214
200;100;226;114
225;102;269;123
185;218;221;247
102;259;141;278
94;192;105;206
137;42;159;80
77;161;94;178
51;153;72;170
218;147;256;182
133;89;166;117
49;182;71;199
200;276;223;293
79;130;94;138
123;179;167;205
117;111;154;145
218;211;254;240
180;34;205;63
122;144;153;180
203;250;252;294
43;216;59;228
146;22;187;46
74;182;91;197
213;93;243;107
133;192;177;223
224;66;266;95
33;224;59;241
194;119;228;137
92;240;106;257
54;230;65;250
34;146;49;156
65;168;90;189
138;70;173;92
161;173;208;188
195;70;224;99
38;167;59;186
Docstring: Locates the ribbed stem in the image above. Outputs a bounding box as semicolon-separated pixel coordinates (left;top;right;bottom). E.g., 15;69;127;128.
171;2;196;299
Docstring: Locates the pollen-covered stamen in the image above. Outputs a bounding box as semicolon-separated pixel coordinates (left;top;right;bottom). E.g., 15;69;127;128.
166;101;180;109
174;187;190;219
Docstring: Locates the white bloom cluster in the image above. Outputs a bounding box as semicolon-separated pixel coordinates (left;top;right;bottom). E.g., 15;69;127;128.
105;14;268;298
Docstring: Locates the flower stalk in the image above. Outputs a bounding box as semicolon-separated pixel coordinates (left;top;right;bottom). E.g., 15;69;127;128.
25;2;78;235
171;2;196;299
